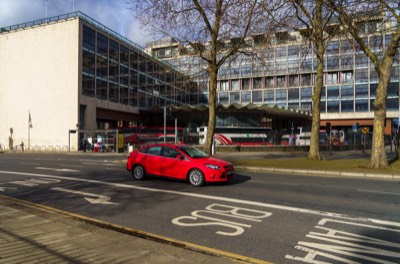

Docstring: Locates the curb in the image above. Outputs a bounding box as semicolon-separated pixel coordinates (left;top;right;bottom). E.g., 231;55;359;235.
0;195;271;264
236;166;400;180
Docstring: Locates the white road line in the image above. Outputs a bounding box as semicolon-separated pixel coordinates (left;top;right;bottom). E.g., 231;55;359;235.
35;167;80;172
358;189;400;196
82;162;121;167
1;170;399;227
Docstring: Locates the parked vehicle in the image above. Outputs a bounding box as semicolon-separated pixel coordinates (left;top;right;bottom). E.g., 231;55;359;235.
198;126;272;145
126;143;234;186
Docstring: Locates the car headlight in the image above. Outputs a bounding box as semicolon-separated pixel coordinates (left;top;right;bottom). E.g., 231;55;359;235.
205;164;221;170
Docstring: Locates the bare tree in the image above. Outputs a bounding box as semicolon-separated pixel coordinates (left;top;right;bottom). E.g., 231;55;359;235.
274;0;336;160
126;0;271;155
327;0;400;168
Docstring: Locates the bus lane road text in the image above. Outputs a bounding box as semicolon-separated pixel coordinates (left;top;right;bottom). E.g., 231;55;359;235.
172;203;272;236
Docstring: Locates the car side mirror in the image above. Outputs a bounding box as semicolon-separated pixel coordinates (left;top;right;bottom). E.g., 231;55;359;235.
176;154;184;160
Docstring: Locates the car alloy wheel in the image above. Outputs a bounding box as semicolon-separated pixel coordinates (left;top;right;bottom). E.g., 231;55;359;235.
188;169;205;187
133;165;145;180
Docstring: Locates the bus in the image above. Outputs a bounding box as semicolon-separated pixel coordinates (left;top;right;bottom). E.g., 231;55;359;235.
122;126;184;145
282;128;344;146
281;127;311;146
198;126;272;146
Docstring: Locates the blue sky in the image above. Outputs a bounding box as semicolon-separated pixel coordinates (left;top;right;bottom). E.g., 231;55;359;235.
0;0;155;47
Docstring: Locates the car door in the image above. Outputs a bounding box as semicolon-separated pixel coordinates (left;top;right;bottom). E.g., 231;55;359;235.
139;146;162;175
160;146;187;179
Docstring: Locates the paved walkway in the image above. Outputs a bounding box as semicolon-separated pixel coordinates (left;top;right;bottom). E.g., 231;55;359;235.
0;195;267;264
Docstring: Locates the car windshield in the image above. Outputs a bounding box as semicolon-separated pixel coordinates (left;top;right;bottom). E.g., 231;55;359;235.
178;146;209;158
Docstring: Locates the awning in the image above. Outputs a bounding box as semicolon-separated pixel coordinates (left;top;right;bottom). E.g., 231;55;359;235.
140;103;312;119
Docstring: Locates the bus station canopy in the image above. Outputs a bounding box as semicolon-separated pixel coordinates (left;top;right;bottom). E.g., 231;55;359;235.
141;103;312;120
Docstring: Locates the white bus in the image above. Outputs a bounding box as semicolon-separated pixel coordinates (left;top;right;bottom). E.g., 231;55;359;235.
198;126;272;145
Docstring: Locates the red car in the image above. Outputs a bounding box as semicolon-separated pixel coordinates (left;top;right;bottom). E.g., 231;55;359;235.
126;143;234;186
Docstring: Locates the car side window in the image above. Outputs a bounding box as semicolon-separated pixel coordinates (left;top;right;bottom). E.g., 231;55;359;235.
161;147;180;158
145;146;161;155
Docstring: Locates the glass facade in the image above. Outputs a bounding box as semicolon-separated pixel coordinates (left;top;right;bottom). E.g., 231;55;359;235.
82;25;198;108
152;32;400;116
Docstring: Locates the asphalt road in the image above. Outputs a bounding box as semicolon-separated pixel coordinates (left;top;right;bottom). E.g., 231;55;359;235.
0;153;399;263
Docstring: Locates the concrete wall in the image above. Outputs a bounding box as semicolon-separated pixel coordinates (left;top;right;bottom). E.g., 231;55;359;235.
0;19;80;151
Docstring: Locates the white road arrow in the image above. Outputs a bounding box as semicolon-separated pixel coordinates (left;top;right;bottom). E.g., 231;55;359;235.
51;187;118;205
35;167;80;172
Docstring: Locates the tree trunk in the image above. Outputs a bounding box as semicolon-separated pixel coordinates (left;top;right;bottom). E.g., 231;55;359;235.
370;107;388;168
369;63;391;168
204;67;217;155
307;59;323;160
307;3;323;161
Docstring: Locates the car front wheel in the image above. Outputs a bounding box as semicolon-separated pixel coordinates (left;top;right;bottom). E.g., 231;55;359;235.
132;165;146;180
188;169;205;187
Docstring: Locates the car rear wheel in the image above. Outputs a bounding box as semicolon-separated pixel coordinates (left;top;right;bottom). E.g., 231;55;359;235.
188;169;205;187
132;165;146;180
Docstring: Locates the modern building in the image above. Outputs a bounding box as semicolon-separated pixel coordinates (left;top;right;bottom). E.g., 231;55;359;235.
146;16;400;145
0;12;198;151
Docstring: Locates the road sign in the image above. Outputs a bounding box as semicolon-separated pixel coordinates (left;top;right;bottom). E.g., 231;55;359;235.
362;127;369;134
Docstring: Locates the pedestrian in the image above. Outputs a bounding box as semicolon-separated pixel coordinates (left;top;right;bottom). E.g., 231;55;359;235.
82;138;88;152
20;141;24;152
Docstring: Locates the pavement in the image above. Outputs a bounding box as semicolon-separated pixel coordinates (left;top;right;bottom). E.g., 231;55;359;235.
1;148;399;263
0;195;268;264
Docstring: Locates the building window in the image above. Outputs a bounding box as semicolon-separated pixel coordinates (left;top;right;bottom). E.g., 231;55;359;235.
341;100;354;112
355;99;368;112
231;80;240;91
327;101;339;113
327;86;339;99
253;78;262;89
219;92;229;103
301;74;312;86
242;79;251;90
288;75;299;87
301;87;312;100
288;88;299;101
355;84;368;98
341;55;354;69
326;72;338;85
230;92;240;103
355;53;369;68
82;50;95;76
276;76;286;88
83;25;95;52
326;55;339;70
320;101;326;113
341;71;353;83
265;77;274;88
97;33;108;57
301;102;312;111
241;91;251;103
341;85;354;99
276;88;287;101
387;98;399;111
355;69;369;83
219;80;229;91
264;90;274;104
96;79;108;100
82;74;95;97
288;102;299;109
252;91;262;103
388;82;399;96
